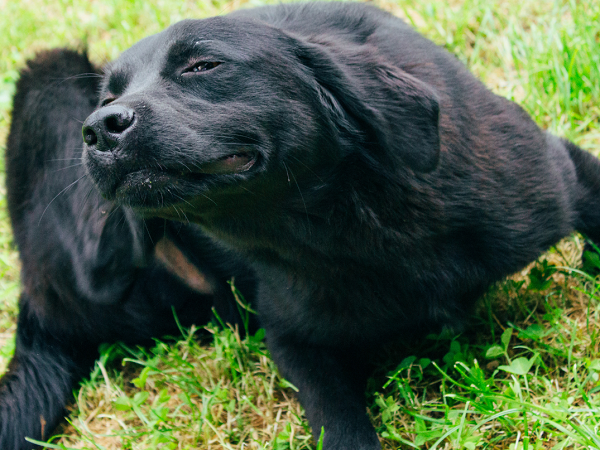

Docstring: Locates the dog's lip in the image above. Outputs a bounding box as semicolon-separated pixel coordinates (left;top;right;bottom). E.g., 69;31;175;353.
114;169;174;200
195;151;258;175
111;151;259;201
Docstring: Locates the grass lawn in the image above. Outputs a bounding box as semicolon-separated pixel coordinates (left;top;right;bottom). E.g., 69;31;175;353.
1;0;600;448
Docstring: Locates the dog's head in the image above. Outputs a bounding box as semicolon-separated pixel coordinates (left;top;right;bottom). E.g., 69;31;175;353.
83;15;440;220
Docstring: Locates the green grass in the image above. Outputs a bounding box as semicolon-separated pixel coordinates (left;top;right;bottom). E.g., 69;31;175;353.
1;0;600;448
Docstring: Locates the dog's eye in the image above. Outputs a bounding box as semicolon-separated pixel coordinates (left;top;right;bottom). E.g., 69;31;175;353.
100;97;116;107
183;61;221;74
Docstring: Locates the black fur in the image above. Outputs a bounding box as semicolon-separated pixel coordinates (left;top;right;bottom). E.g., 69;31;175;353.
1;49;257;449
80;3;600;448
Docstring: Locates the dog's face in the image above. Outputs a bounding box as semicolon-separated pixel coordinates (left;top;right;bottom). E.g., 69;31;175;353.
83;17;330;219
83;15;441;221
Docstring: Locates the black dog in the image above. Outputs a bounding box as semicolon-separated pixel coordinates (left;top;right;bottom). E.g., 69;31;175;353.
2;2;600;449
0;49;257;449
80;2;600;448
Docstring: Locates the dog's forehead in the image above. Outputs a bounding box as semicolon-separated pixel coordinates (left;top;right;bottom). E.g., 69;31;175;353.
167;16;276;44
106;16;280;79
103;29;170;88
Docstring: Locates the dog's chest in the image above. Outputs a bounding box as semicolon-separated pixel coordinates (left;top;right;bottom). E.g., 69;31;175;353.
252;254;466;346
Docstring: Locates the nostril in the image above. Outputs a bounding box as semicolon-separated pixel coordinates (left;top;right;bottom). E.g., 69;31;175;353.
83;127;98;146
82;105;136;151
104;110;135;134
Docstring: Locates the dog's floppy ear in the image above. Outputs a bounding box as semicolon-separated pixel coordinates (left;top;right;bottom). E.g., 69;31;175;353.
295;40;440;173
369;64;441;172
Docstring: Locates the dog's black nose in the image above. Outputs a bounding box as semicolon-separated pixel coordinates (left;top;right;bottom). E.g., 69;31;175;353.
82;105;136;151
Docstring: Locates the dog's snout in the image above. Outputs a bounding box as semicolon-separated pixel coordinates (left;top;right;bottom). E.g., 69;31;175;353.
82;126;98;146
104;106;135;133
82;105;136;151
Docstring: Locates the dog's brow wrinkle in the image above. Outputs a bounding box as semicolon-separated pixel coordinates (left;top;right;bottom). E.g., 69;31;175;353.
107;71;129;95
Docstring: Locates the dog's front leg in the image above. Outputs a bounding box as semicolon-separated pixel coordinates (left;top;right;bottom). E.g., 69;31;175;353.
267;336;380;450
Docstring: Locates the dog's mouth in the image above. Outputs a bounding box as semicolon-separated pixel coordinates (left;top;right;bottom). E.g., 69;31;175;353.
197;151;258;175
113;151;259;204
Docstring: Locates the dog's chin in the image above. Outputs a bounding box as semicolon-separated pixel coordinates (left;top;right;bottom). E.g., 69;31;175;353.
108;151;259;210
113;169;178;205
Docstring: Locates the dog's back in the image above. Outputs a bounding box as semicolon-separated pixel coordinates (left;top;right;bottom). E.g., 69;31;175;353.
234;2;598;259
237;2;600;306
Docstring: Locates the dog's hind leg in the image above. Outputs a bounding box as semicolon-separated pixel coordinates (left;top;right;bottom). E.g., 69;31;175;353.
0;298;98;450
0;49;109;450
1;47;258;449
565;140;600;265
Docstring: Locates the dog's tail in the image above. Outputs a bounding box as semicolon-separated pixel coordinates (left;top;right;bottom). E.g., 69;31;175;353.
566;140;600;260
